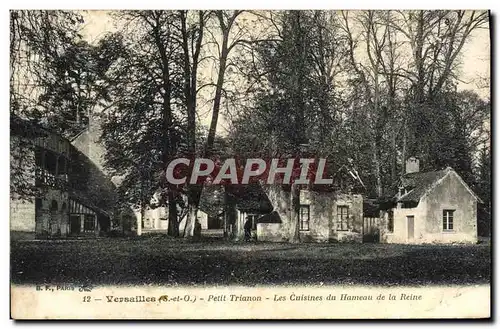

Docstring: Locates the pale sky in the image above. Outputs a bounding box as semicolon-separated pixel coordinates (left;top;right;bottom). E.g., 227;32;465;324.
79;10;491;130
457;25;490;99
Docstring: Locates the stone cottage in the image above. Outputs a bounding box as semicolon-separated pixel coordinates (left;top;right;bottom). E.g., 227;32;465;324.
10;115;115;239
134;185;222;235
381;157;481;244
258;185;363;242
214;181;364;243
135;204;210;235
225;184;274;240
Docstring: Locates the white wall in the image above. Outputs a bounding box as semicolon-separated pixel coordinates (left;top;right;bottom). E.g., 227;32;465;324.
384;201;427;244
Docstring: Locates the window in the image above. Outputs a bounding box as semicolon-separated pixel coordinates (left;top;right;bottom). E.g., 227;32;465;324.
84;214;96;232
35;148;44;167
387;210;394;233
45;151;57;175
337;205;349;231
35;198;43;210
57;156;67;175
35;198;43;220
246;214;258;230
443;210;455;231
299;205;310;231
50;200;58;212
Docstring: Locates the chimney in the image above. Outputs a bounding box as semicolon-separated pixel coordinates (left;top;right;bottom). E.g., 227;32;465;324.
406;157;420;174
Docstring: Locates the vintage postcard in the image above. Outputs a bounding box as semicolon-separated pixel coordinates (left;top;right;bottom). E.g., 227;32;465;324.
9;9;491;320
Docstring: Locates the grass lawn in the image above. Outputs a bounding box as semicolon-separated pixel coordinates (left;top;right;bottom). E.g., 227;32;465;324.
11;237;491;287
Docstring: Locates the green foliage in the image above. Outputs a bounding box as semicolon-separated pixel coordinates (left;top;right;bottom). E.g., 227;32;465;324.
38;34;122;137
10;10;83;117
230;10;490;199
230;11;364;192
10;10;83;199
100;12;187;212
10;10;491;228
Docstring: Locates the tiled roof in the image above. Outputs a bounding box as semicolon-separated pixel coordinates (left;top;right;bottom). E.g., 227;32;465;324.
256;211;282;224
199;184;274;215
397;167;481;204
398;168;450;203
68;190;110;217
227;184;273;213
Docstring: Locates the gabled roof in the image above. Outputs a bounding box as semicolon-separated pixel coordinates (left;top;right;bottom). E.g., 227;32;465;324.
198;184;274;215
398;167;482;204
11;114;51;139
198;185;225;217
68;190;111;218
256;211;282;224
228;184;273;213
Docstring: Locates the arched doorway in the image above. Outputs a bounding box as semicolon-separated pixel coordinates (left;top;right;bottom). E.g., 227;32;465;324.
61;202;68;235
50;200;59;236
34;198;44;238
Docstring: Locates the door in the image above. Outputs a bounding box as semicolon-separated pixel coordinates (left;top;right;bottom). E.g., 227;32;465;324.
70;215;81;235
83;214;96;233
363;217;381;243
50;200;59;236
407;216;414;240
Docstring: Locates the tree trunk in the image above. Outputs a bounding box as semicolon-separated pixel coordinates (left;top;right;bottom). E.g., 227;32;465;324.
197;19;230;237
137;202;145;236
391;130;397;182
183;205;197;238
183;190;198;238
150;13;177;239
182;185;202;238
167;190;179;237
372;140;383;198
205;39;228;155
223;187;237;240
234;210;245;242
179;11;205;239
401;116;407;176
289;183;301;243
206;11;242;156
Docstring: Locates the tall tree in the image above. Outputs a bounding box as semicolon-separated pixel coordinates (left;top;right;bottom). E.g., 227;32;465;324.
177;10;208;238
38;35;122;137
10;10;83;200
102;11;185;234
183;10;249;238
10;10;83;116
394;10;489;168
231;11;351;241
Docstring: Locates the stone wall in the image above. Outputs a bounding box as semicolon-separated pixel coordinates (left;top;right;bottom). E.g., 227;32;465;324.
178;210;208;234
422;172;477;244
71;114;107;172
383;171;478;244
330;194;363;243
382;204;427;244
10;136;71;240
198;211;209;230
35;189;70;239
137;207;209;235
11;188;71;240
10;196;36;234
71;114;117;226
262;185;291;236
257;223;284;242
263;185;364;243
299;190;332;242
